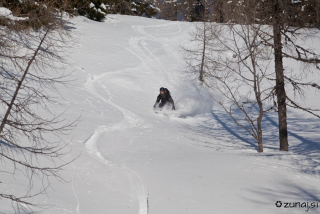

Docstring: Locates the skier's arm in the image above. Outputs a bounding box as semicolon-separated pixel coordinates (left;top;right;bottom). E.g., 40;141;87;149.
153;95;161;108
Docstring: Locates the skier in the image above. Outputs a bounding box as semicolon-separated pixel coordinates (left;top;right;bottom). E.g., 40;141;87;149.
153;87;175;110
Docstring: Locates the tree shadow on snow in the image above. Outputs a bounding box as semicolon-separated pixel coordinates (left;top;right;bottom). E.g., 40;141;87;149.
243;179;320;212
261;112;320;176
210;111;258;150
180;104;320;176
263;111;320;156
209;105;320;156
178;109;260;151
201;108;320;175
0;139;15;148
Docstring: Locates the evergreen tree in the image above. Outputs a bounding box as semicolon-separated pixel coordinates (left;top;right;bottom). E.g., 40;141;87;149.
107;0;157;17
131;0;157;18
66;0;109;22
2;0;157;22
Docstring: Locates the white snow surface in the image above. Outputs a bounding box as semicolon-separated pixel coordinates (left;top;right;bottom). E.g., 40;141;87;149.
1;15;320;214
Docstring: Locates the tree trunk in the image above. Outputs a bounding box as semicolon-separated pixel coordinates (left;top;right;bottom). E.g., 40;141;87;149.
254;70;263;152
0;30;49;135
252;42;263;152
317;0;320;28
273;0;288;151
219;3;224;23
199;23;206;82
175;3;178;21
257;116;263;152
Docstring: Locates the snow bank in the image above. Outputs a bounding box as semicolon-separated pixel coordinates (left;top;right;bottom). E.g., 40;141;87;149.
0;7;28;21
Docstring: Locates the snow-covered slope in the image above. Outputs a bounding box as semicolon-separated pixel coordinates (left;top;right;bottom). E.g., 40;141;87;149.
2;15;320;214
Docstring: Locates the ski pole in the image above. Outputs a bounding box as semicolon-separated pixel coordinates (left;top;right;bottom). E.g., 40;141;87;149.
180;113;186;118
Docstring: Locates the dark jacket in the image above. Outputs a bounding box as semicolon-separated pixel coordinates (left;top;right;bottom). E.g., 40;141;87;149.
156;92;173;104
154;91;175;109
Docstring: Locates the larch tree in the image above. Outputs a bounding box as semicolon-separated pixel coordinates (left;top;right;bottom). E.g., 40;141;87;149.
0;0;78;211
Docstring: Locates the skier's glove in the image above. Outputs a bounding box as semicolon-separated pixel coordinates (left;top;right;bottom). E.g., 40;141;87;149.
153;104;156;108
172;106;175;110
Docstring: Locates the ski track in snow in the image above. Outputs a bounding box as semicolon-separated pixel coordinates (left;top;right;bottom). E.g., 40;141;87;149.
84;21;184;214
130;22;182;86
72;165;81;214
84;72;148;214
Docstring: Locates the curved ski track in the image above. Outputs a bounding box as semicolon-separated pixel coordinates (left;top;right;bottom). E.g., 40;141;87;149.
83;21;182;214
84;73;147;214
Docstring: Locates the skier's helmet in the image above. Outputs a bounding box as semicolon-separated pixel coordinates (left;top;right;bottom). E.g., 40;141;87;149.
160;87;165;92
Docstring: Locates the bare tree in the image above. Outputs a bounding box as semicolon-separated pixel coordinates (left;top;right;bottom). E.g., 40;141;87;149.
210;0;320;151
193;0;320;152
183;17;274;152
182;21;212;82
156;0;182;21
211;24;272;152
212;0;225;23
180;0;195;21
254;0;320;151
0;1;77;211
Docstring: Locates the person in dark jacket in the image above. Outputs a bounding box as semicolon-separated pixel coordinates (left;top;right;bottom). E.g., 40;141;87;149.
195;1;204;21
153;87;175;110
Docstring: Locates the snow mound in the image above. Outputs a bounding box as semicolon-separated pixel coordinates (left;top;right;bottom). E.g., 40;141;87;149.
0;7;28;21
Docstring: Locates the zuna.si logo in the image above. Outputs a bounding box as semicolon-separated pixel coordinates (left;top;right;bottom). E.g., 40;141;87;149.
275;201;282;208
275;200;320;212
